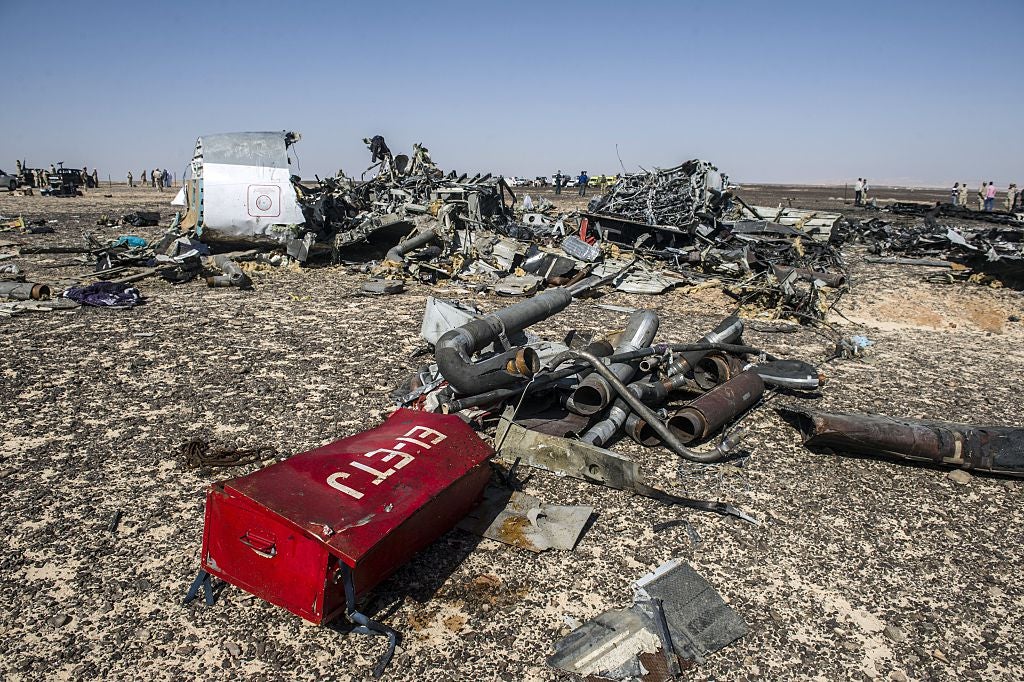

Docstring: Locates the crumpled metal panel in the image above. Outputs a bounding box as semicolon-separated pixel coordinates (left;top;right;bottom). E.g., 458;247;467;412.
549;559;747;679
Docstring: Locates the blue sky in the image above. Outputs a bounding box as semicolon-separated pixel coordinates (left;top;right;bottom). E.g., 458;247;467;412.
1;0;1021;186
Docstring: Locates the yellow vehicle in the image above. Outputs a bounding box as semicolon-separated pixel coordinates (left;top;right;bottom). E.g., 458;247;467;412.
589;174;619;189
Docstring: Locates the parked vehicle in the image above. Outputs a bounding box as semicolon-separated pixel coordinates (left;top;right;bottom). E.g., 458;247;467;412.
0;169;18;191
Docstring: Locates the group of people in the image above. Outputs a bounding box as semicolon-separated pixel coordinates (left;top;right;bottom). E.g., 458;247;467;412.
853;178;871;206
13;160;101;189
950;182;1019;212
126;168;172;190
551;170;609;198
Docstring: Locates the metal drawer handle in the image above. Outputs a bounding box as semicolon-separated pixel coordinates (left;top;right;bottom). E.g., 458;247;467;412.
239;532;277;558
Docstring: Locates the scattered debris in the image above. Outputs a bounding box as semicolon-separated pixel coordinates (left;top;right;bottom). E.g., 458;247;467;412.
549;559;747;680
852;212;1024;286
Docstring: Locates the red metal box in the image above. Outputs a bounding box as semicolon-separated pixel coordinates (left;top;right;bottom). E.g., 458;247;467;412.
199;409;494;624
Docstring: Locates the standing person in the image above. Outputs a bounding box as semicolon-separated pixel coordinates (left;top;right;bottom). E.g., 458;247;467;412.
150;169;157;188
854;178;863;205
951;182;960;205
1004;183;1017;211
164;169;171;187
153;168;163;191
977;182;986;210
984;181;996;211
958;182;968;207
862;178;870;205
577;170;589;197
127;170;134;187
92;169;99;188
554;170;563;195
82;166;90;188
140;169;147;186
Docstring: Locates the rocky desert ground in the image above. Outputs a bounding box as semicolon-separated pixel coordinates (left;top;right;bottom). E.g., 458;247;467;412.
1;183;1022;681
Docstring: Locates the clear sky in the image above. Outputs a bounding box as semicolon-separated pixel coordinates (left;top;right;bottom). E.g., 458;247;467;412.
1;0;1021;186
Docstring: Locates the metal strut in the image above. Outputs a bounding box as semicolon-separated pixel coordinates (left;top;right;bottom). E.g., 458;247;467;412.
183;569;216;606
339;563;399;678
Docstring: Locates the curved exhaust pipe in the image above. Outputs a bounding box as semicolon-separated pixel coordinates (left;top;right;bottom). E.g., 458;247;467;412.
567;310;659;416
385;229;437;264
435;287;573;396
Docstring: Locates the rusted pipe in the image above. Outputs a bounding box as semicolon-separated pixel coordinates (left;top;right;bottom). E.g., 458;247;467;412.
554;350;732;463
665;315;744;378
625;413;662;447
668;370;765;443
444;337;615;411
0;281;51;300
692;352;746;390
780;407;1024;476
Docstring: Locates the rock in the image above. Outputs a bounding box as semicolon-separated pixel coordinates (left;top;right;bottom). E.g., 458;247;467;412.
177;645;196;656
225;642;241;658
947;469;972;485
48;613;71;628
889;672;908;682
136;628;151;641
932;648;949;663
841;641;859;652
884;625;906;642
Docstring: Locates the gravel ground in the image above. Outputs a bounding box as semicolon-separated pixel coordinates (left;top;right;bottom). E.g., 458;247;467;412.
1;185;1023;681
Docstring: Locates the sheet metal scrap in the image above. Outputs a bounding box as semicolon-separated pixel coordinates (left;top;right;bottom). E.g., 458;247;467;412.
494;417;758;523
548;559;747;680
457;487;593;553
780;406;1024;476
